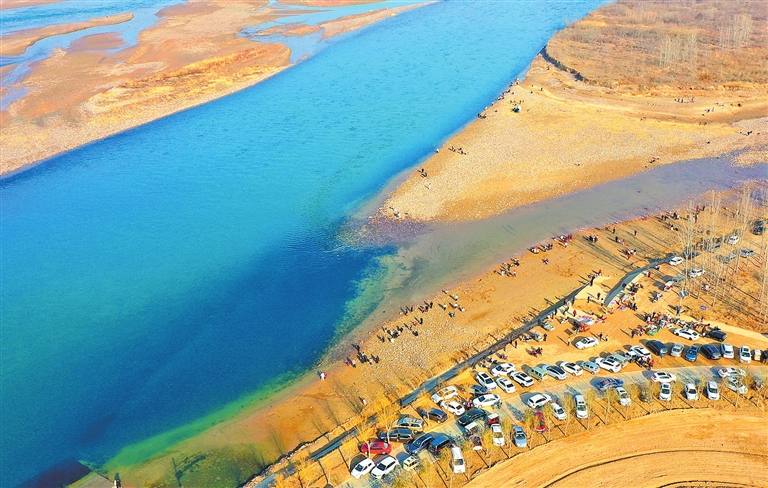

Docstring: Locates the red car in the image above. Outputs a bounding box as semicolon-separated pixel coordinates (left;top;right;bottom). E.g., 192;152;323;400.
360;441;392;455
535;412;547;434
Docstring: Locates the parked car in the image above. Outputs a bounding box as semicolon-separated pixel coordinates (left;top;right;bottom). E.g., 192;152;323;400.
739;345;752;364
753;220;765;235
575;394;588;419
418;408;448;423
595;357;622;373
701;344;722;360
707;330;727;342
581;360;600;374
754;348;762;362
496;377;516;393
651;371;677;383
669;256;684;266
685;344;700;362
629;345;652;359
451;447;466;474
560;361;583;376
513;425;527;448
457;408;488;427
646;340;668;357
360;441;392;455
670;343;684;357
490;362;515;377
575;337;599;349
406;433;434;455
616;386;631;406
689;268;704;278
704;381;720;401
510;371;534;387
673;328;700;341
491;423;505;446
725;375;747;395
684;383;699;401
727;235;739;245
441;400;466;416
431;386;459;404
721;343;735;359
476;372;497;391
535;412;547;433
596;378;625;391
396;416;425;431
540;321;555;331
717;367;746;378
351;458;376;479
401;455;420;471
609;352;630;367
378;428;415;443
551;402;567;420
544;364;568;380
472;394;501;408
427;434;453;455
371;455;398;479
659;383;672;401
741;248;756;258
526;393;552;409
469;384;489;397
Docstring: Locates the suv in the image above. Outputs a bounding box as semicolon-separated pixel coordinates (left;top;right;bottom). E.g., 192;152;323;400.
396;416;425;431
405;433;434;455
707;330;727;342
378;427;414;443
427;434;453;455
685;344;700;362
701;344;722;360
646;340;668;357
418;408;448;423
457;408;488;427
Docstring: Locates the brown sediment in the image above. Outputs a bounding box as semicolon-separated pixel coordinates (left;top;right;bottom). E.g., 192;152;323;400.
258;23;322;37
0;0;66;10
0;13;134;56
69;33;125;52
319;2;428;39
281;0;382;7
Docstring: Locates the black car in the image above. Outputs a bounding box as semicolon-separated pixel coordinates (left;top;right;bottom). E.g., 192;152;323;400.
427;433;453;455
753;220;765;235
378;427;414;443
707;330;727;342
469;385;489;397
419;408;448;423
700;344;722;360
457;408;488;427
405;433;434;455
646;340;668;358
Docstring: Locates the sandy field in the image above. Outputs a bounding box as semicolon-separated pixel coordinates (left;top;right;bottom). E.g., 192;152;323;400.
467;408;768;488
0;0;426;175
0;0;64;10
89;190;768;487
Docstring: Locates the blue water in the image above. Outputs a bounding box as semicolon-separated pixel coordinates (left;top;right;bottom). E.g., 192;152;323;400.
0;0;609;485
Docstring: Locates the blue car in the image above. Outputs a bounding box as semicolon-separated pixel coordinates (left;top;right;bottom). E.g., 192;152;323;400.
685;344;700;362
405;433;434;455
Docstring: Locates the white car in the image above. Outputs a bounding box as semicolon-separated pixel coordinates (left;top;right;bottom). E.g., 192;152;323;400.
727;235;739;245
739;346;751;364
496;377;516;393
669;256;684;266
595;357;622;373
721;343;735;359
441;400;466;416
689;268;704;278
350;458;375;479
510;371;534;387
651;371;677;383
629;345;651;359
616;386;631;406
491;423;505;447
717;367;746;379
401;455;420;471
431;386;458;404
551;402;567;420
560;362;583;376
544;364;568;380
472;394;501;408
704;381;720;401
476;372;498;391
575;337;599;349
670;343;684;357
575;394;588;419
684;383;699;401
526;393;552;409
490;362;516;377
371;455;398;479
659;383;672;401
673;328;700;341
725;375;747;395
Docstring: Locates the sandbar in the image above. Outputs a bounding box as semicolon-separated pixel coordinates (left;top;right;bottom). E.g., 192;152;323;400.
0;0;65;10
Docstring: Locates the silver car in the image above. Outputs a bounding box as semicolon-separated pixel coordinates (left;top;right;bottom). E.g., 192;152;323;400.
580;360;600;374
616;386;631;406
704;381;720;401
684;383;699;401
670;343;684;357
513;425;527;448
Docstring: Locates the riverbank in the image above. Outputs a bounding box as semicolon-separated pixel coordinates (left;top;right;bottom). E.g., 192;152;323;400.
79;184;767;487
380;0;768;222
0;0;427;176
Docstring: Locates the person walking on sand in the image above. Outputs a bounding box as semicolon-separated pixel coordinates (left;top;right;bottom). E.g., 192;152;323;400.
543;333;548;342
567;336;572;346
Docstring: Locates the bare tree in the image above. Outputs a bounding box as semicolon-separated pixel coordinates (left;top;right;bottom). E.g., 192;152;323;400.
603;388;619;423
560;395;575;435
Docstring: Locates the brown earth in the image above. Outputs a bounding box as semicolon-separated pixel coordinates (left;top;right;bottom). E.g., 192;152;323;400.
0;0;65;10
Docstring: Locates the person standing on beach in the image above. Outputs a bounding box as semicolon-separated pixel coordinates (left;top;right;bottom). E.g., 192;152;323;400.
567;336;572;346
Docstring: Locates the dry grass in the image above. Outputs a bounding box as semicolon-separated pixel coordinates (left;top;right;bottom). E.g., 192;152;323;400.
548;0;768;89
